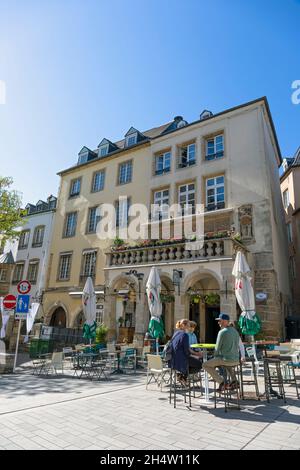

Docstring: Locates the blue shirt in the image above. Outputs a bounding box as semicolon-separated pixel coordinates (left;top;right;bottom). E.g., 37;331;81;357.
187;332;198;346
169;330;190;374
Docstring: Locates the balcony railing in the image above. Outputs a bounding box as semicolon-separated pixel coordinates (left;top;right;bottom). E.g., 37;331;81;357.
107;237;237;267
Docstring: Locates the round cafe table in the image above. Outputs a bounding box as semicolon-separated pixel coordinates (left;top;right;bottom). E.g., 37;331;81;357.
191;343;215;404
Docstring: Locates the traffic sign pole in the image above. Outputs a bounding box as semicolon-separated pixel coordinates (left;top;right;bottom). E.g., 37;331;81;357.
13;319;22;373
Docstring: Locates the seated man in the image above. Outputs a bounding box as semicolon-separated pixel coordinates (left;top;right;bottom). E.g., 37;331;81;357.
203;313;240;391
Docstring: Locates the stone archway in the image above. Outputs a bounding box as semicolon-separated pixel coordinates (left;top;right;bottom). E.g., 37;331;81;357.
107;274;138;343
184;271;221;343
49;307;67;328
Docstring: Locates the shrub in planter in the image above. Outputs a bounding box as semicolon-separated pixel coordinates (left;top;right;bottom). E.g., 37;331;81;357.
95;324;109;345
204;293;220;305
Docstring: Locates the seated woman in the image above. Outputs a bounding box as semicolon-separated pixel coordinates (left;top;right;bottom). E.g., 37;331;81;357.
169;319;203;386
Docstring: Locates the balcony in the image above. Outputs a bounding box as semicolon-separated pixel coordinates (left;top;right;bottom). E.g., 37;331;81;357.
107;237;241;268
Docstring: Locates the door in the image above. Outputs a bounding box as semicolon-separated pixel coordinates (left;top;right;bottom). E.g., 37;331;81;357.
205;306;220;343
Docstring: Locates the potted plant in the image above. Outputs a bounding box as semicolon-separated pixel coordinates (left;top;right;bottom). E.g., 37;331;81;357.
118;316;124;327
95;323;109;346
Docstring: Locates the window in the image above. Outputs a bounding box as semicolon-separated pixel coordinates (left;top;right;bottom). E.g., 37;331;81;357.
64;212;78;237
58;253;72;280
178;183;195;215
32;226;45;247
287;223;293;243
49;199;56;209
178;143;196;168
27;260;39;284
126;134;137;147
12;262;25;283
283;189;289;210
0;269;7;282
99;145;109;157
155;152;171;175
205;135;224;160
92;170;105;192
81;251;97;280
69;178;81;198
18;230;30;249
118;161;132;185
152;189;170;220
116;198;130;228
87;207;101;233
206;175;225;211
36;204;43;212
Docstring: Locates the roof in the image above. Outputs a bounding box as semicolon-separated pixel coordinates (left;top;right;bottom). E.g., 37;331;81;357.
280;147;300;182
58;97;282;175
292;147;300;166
0;250;15;265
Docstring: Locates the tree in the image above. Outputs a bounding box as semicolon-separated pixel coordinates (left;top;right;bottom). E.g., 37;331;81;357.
0;177;24;249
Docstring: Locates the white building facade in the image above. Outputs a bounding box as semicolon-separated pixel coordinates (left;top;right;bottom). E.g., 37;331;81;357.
10;195;57;318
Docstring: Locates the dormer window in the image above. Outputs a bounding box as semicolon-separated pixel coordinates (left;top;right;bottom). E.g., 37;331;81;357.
99;144;109;157
78;152;89;165
126;133;137;147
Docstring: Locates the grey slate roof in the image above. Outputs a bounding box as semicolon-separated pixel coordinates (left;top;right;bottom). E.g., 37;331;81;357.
292;147;300;166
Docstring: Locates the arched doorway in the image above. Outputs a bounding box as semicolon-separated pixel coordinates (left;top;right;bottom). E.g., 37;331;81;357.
111;276;137;343
186;274;220;343
49;307;66;328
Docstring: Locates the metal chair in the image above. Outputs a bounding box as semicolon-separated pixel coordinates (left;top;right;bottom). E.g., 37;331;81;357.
263;357;286;403
238;358;260;400
119;348;137;374
213;365;241;412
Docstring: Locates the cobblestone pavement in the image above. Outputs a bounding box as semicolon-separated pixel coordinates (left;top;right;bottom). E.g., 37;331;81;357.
0;365;299;450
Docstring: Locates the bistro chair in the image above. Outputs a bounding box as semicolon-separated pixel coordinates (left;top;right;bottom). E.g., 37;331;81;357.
213;365;241;412
120;348;137;374
263;357;286;403
42;352;64;376
146;354;170;391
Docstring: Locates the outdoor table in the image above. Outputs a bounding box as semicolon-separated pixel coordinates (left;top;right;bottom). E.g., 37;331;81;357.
111;349;124;375
191;343;215;404
73;352;99;378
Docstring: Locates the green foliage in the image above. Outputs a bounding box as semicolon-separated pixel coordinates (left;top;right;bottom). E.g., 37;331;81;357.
160;293;175;303
95;323;109;344
204;293;220;305
0;176;25;248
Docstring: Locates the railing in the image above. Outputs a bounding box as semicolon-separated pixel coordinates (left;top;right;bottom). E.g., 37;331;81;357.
107;238;236;267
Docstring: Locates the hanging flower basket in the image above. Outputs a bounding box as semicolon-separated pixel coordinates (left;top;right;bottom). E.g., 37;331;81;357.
204;293;220;305
160;293;175;303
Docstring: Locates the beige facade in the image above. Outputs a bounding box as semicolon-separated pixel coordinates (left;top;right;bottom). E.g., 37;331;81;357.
43;97;291;341
280;150;300;315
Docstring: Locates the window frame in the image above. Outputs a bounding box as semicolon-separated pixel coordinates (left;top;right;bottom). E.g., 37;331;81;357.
152;188;170;220
69;177;82;198
12;262;25;284
283;189;290;210
27;259;40;284
178;142;196;168
57;252;73;281
118;160;133;185
126;133;137;147
87;206;102;234
32;225;45;247
18;230;30;250
205;134;224;161
205;175;225;211
155;151;171;175
177;182;196;215
63;211;78;238
91;169;105;193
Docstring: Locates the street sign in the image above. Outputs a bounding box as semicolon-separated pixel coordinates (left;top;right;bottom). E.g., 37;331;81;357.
17;280;31;295
16;294;30;314
3;294;16;310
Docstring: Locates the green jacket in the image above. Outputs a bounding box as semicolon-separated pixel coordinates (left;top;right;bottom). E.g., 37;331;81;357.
215;327;240;362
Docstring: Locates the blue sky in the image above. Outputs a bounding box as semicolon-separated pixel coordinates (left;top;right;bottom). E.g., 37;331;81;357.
0;0;299;205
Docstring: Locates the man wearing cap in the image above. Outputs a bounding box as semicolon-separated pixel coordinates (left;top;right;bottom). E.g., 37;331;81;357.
203;313;240;391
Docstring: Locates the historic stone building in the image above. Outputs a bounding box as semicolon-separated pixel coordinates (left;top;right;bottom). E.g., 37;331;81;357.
42;97;291;341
